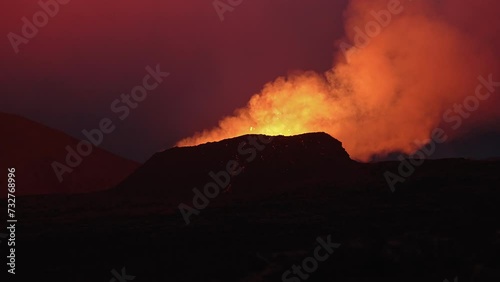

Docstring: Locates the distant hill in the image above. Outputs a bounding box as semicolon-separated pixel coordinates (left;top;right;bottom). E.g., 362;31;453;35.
0;112;139;196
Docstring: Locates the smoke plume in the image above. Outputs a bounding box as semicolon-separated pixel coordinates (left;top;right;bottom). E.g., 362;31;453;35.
178;0;500;161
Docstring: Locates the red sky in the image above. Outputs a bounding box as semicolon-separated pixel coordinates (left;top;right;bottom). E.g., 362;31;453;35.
1;0;499;161
1;0;348;161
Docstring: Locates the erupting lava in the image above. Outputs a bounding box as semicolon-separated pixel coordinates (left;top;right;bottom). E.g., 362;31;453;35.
177;0;500;161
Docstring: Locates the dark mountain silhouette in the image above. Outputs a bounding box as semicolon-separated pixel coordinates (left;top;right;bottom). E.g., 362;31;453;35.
115;132;358;201
9;132;500;282
0;112;139;196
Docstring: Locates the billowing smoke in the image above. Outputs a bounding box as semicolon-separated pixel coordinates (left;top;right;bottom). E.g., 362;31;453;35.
178;0;500;161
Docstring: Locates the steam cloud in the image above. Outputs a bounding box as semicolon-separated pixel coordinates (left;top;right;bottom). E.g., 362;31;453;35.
178;0;500;161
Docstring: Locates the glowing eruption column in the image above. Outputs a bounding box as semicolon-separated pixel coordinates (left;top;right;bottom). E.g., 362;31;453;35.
178;0;500;161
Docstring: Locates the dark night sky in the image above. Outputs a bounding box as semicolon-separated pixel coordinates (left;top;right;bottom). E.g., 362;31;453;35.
1;0;499;162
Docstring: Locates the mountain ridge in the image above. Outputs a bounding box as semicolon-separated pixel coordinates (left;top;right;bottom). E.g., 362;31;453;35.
114;132;358;200
0;112;139;196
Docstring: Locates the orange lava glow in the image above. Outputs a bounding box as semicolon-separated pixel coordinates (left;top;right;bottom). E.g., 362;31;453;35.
177;0;500;161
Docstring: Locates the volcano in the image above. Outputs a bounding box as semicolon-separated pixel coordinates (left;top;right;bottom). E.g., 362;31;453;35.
11;131;500;281
115;132;357;199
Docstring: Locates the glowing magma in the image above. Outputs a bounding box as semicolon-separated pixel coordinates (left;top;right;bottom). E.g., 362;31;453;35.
177;0;500;161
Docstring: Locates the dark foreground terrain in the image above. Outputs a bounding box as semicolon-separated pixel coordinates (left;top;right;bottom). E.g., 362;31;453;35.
5;133;500;281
